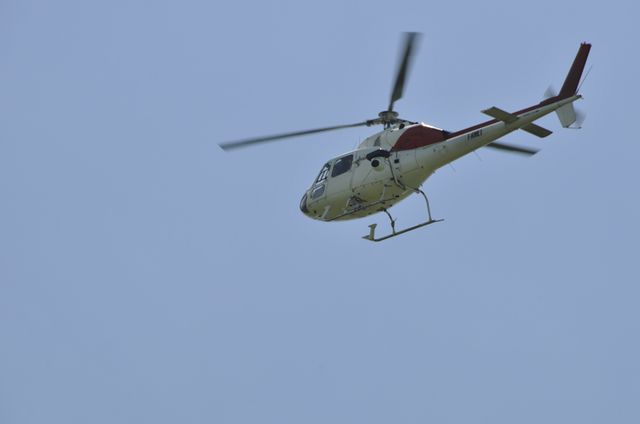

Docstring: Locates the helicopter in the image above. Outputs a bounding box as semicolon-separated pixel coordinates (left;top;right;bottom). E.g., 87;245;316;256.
220;33;592;242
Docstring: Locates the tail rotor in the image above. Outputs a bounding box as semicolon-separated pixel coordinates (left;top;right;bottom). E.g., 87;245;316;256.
543;84;558;100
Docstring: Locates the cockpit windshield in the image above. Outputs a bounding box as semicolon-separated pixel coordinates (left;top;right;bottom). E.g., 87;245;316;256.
331;154;353;177
315;163;331;184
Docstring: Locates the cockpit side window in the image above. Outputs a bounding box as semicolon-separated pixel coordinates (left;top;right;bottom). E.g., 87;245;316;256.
315;163;330;184
331;154;353;178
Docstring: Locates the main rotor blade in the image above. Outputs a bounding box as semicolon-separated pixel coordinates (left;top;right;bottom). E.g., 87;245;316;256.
219;121;371;151
388;32;421;112
485;142;539;156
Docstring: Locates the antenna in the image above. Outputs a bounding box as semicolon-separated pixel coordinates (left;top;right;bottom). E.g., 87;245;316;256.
577;64;593;93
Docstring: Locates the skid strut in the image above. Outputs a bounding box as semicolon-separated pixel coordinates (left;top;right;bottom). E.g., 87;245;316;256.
362;188;443;242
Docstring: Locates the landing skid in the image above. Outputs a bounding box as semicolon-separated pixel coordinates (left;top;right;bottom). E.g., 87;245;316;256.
362;189;443;242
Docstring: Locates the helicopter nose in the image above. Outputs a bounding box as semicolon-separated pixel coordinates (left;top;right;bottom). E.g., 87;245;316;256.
299;192;309;215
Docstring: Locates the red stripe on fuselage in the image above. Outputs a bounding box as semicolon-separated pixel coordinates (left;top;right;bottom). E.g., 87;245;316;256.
391;125;448;151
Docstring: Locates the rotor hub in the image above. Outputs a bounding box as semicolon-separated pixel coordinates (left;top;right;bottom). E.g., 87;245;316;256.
378;110;400;123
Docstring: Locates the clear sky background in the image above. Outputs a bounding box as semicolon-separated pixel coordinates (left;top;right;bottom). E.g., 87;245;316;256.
2;0;639;423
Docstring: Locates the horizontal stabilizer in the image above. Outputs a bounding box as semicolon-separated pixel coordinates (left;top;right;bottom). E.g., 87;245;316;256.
482;106;552;138
521;123;552;138
482;106;517;123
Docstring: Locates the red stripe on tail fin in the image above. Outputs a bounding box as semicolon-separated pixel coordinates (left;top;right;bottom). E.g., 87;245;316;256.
559;43;592;98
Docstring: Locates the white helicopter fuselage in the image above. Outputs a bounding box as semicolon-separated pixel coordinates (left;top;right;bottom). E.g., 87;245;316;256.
300;95;579;221
221;37;590;241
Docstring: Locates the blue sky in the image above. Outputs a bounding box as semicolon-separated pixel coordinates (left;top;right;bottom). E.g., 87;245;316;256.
2;1;639;423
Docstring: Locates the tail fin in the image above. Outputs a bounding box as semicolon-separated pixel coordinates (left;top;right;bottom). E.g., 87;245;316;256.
559;43;592;98
555;43;591;128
